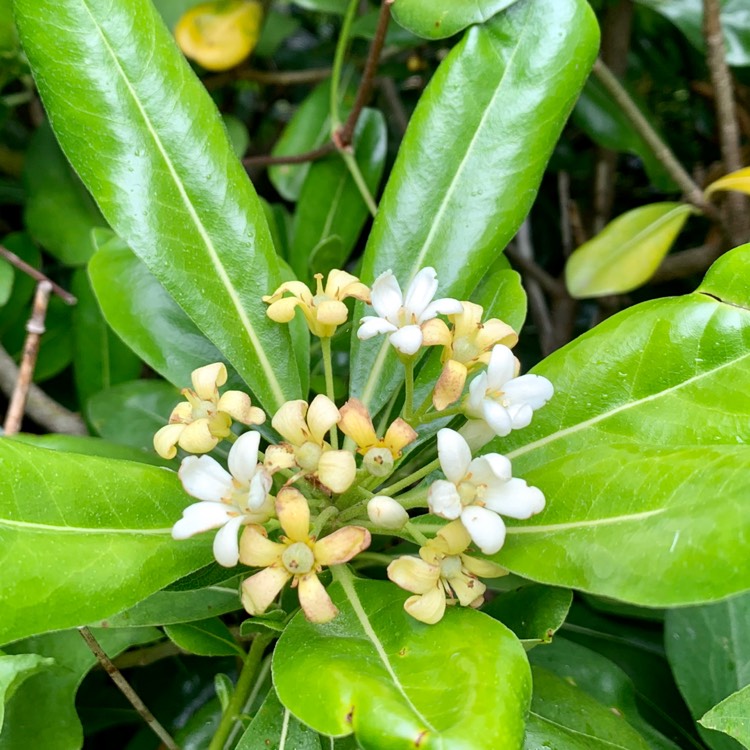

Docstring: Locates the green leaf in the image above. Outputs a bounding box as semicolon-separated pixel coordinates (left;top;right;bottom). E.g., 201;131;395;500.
701;686;750;749
22;122;105;266
254;10;301;58
699;241;750;308
237;688;322;750
472;265;528;334
529;637;681;750
666;592;750;750
289;108;386;281
86;379;180;452
391;0;521;40
164;617;243;657
483;585;572;649
88;235;243;391
71;268;141;406
0;258;13;307
0;440;210;644
476;245;750;606
565;203;694;298
0;627;160;749
15;0;302;413
0;653;54;730
273;575;531;749
292;0;348;14
350;0;599;414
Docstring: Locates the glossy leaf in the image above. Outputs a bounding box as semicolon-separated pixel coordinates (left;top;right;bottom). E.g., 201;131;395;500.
88;235;243;391
565;203;694;298
86;379;180;452
290;108;386;281
22;122;105;266
0;653;54;730
0;628;160;749
666;592;750;750
471;244;750;606
391;0;521;40
350;0;599;414
71;268;141;406
0;440;210;643
701;686;750;748
273;575;531;750
15;0;301;413
705;167;750;197
164;617;243;657
484;585;572;649
237;688;322;750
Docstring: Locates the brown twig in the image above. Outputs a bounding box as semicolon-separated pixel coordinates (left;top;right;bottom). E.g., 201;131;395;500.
3;281;53;435
336;0;392;148
79;627;180;750
0;245;77;305
243;141;336;168
204;66;332;91
505;245;566;298
703;0;750;244
592;58;719;219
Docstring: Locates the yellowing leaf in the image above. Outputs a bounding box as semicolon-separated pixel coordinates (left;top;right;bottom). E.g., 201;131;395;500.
565;202;693;298
175;0;262;71
704;166;750;197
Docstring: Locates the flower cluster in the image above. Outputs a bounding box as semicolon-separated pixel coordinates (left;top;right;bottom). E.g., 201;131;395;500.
157;266;553;625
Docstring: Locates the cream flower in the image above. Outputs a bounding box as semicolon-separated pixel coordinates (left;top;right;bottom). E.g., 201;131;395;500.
263;269;370;338
463;344;554;443
387;521;506;624
422;301;518;410
357;267;462;355
240;487;371;623
428;428;545;555
367;496;409;530
172;431;274;567
338;397;417;477
154;363;265;459
266;395;356;493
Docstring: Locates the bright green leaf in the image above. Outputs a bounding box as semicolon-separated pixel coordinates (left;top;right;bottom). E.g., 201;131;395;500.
273;575;531;750
699;242;750;307
164;617;243;657
700;685;750;749
350;0;599;414
0;653;54;730
15;0;302;412
0;258;13;306
0;440;210;643
565;203;694;298
391;0;520;40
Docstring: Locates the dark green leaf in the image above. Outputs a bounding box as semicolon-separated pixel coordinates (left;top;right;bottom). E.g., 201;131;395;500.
0;258;13;306
0;653;54;730
164;617;243;657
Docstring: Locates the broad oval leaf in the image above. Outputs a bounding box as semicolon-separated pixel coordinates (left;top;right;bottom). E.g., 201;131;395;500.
164;617;243;657
15;0;301;412
0;653;54;731
391;0;521;40
0;440;209;644
273;575;531;750
666;592;750;750
705;166;750;198
350;0;598;414
700;686;750;749
565;203;694;298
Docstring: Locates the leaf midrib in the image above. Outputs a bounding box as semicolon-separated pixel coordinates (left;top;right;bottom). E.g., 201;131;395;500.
0;518;173;535
529;711;642;750
77;0;286;409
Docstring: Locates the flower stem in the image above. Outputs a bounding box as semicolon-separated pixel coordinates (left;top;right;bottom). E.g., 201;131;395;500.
339;148;378;217
208;633;274;750
402;356;415;421
405;521;430;546
330;0;359;130
419;406;463;424
311;505;339;538
320;336;339;449
380;457;440;497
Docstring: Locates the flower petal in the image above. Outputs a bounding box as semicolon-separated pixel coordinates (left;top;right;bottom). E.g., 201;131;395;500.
436;519;472;555
246;469;273;511
367;496;409;529
172;501;232;539
486;345;517;389
483;477;546;519
314;526;371;565
266;297;303;324
476;319;518;351
241;566;291;616
403;267;438;319
507;402;534;430
316;299;349;326
276;487;310;542
452;301;482;338
370;270;403;320
404;587;446;625
338;398;378;450
418;297;463;324
217;391;265;425
178;419;220;454
387;556;440;594
448;572;486;607
433;360;467;411
264;444;297;473
503;374;554;410
179;455;233;501
468;453;512;485
427;479;462;520
437;428;471;483
316;450;356;494
466;371;489;416
154;423;184;459
389;325;423;355
383;418;418;456
297;573;338;623
460;506;506;555
307;394;340;445
357;316;398;340
227;430;261;483
239;524;286;566
461;554;507;579
272;400;309;446
213;515;245;567
420;318;451;347
481;399;512;437
459;419;496;453
191;362;227;400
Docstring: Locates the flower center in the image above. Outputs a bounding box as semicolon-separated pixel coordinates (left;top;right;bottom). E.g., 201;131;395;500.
457;480;477;505
440;555;462;579
296;441;323;471
453;336;480;364
281;542;315;575
364;447;393;477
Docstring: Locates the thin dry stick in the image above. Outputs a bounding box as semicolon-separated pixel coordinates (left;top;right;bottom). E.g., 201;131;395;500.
592;58;719;219
204;65;332;91
243;141;336;169
703;0;750;243
79;627;180;750
0;245;77;305
3;281;52;435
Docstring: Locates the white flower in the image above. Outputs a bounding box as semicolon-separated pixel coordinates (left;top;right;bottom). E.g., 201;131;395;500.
172;430;274;567
427;428;545;555
357;267;462;355
367;496;409;529
464;344;553;440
